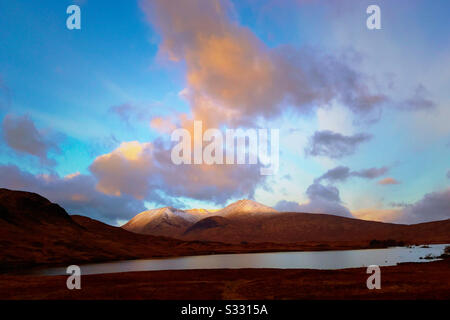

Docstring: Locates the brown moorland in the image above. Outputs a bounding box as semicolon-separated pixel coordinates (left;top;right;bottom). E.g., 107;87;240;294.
179;213;450;243
0;259;449;299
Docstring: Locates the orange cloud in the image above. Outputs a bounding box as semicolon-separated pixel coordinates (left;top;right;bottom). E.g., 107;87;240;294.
90;141;154;199
89;140;264;204
140;0;387;128
378;177;400;185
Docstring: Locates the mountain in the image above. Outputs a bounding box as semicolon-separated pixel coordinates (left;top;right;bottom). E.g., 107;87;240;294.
184;216;230;235
185;208;219;215
122;207;198;236
123;199;278;237
214;199;279;218
122;199;450;244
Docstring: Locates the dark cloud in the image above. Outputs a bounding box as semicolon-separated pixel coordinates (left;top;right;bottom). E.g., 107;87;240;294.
315;165;389;184
306;183;340;203
305;130;372;159
352;166;389;179
1;114;60;165
0;164;146;225
275;164;391;219
274;200;304;212
315;166;351;183
402;188;450;223
399;84;436;111
275;182;353;218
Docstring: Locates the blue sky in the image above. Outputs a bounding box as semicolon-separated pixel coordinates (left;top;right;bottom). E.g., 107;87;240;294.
0;0;449;225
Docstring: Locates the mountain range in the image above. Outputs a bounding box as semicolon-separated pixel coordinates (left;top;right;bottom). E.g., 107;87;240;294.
1;188;450;270
122;199;450;244
122;199;277;236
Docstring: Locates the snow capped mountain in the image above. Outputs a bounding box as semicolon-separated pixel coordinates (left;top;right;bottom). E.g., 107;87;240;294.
215;199;278;217
185;208;219;217
122;200;278;236
122;207;198;236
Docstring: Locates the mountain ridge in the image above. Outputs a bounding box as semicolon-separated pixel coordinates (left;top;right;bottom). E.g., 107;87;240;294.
121;199;450;244
122;199;279;236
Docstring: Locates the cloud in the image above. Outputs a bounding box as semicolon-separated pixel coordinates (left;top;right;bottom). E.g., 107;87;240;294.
447;170;450;179
275;182;353;218
1;114;59;165
399;84;436;111
140;0;388;128
315;165;389;183
306;182;341;203
277;186;450;224
378;177;400;185
315;166;351;183
0;164;146;225
362;188;450;224
274;200;304;212
402;188;450;223
305;130;372;159
275;163;392;219
351;166;389;179
89;141;155;199
89;140;266;205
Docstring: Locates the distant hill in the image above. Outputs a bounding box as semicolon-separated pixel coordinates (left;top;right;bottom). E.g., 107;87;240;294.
181;212;450;243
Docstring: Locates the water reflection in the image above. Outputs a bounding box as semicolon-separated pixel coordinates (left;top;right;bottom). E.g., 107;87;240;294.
34;244;447;276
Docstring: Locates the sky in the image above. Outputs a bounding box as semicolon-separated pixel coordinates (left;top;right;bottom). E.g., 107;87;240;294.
0;0;449;226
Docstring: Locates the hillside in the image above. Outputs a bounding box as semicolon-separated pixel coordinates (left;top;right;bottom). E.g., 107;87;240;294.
181;212;450;243
0;189;231;270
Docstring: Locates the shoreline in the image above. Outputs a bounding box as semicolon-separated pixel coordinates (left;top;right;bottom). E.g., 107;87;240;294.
4;242;448;276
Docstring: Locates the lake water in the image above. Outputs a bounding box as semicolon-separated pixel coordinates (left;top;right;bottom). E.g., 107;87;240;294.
34;244;448;276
